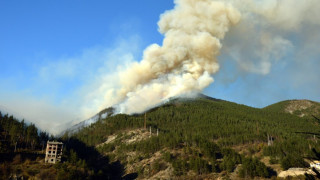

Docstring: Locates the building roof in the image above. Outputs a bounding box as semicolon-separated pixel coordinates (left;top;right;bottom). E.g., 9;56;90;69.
47;141;63;145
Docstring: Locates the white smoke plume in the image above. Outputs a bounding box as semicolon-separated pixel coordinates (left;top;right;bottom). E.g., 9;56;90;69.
87;0;320;116
100;0;241;114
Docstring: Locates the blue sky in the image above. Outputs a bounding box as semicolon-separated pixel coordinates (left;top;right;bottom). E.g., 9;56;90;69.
1;0;319;133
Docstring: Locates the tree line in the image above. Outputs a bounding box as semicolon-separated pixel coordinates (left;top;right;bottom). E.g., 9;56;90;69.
0;111;50;152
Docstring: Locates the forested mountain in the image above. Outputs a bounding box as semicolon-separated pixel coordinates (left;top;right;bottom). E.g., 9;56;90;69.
63;95;320;179
2;96;320;179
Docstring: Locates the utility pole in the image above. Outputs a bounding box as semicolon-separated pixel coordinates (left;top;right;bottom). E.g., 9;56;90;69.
268;134;273;146
149;126;152;136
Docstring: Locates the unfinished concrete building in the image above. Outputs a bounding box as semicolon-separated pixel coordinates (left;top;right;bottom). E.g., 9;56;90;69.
45;141;63;164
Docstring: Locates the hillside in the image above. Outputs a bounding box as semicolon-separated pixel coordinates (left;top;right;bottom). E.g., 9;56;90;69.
0;111;117;180
64;95;320;179
61;107;115;136
264;99;320;118
0;111;49;153
0;111;51;179
63;94;218;135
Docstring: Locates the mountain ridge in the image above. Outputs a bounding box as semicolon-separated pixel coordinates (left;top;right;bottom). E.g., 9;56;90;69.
67;94;320;179
264;99;320;118
62;94;320;136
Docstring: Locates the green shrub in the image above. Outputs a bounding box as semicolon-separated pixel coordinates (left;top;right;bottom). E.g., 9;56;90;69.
280;154;308;170
239;157;269;178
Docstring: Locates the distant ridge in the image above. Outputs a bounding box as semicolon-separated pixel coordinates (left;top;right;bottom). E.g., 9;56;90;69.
264;99;320;118
60;107;114;136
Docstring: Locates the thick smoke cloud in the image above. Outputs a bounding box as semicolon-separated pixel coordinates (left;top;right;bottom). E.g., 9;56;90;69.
211;0;320;107
100;0;241;114
222;0;320;75
93;0;320;115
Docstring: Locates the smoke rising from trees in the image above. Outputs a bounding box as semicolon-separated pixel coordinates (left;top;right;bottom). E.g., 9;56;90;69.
103;0;241;114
